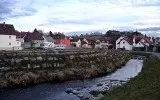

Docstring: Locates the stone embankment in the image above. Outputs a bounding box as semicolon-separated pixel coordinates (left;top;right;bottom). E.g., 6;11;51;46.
0;50;131;88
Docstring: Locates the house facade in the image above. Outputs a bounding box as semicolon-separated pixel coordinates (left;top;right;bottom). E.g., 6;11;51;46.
118;39;133;50
24;29;44;48
81;38;92;48
0;22;22;50
70;38;81;47
42;35;54;49
116;36;133;50
95;37;113;49
52;33;70;48
16;32;28;49
116;35;154;51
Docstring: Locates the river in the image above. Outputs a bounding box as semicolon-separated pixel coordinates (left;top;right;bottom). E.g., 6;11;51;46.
0;58;143;100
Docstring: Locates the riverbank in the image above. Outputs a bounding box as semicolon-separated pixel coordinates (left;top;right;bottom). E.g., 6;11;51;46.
0;50;131;88
104;55;160;100
0;58;143;100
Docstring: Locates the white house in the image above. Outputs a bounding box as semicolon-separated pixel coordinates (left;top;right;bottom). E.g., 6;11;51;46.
133;35;153;48
42;35;54;49
116;35;154;51
116;36;133;50
0;23;22;50
81;38;92;48
116;36;125;49
95;37;113;49
70;38;81;47
16;32;28;49
24;29;44;48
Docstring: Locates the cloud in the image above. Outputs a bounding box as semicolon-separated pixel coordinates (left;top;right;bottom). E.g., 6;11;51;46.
0;0;37;20
0;0;16;20
139;27;160;31
132;0;160;7
1;0;160;35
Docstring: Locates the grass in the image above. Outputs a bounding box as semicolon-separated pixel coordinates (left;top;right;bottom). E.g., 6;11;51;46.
104;56;160;100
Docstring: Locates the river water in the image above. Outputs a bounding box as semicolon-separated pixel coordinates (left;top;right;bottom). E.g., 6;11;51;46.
0;59;143;100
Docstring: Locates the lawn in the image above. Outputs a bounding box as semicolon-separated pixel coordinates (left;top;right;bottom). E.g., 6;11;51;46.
104;56;160;100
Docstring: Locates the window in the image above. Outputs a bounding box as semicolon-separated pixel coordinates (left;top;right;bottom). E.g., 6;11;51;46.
17;42;19;44
9;43;11;45
9;36;11;39
123;42;125;44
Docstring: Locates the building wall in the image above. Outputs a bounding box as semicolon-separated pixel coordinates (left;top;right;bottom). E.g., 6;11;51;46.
134;42;145;47
95;43;111;49
119;40;133;50
33;40;44;48
54;38;70;46
82;44;91;48
116;36;124;49
42;42;54;48
0;35;22;50
71;40;81;47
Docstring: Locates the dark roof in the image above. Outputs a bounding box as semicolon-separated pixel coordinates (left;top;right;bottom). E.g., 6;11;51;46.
134;36;142;44
43;35;53;42
24;31;44;42
0;23;17;35
16;32;28;38
143;37;153;44
118;36;133;45
52;33;65;39
70;38;80;42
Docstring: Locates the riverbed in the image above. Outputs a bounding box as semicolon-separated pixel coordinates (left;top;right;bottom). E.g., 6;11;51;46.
0;59;143;100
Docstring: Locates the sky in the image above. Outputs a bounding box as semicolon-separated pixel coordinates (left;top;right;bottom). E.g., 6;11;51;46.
0;0;160;36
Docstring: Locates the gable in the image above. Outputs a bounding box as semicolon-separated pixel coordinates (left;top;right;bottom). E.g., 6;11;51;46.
120;39;132;46
116;36;124;44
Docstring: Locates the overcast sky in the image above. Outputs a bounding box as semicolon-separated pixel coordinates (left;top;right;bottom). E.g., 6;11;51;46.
0;0;160;35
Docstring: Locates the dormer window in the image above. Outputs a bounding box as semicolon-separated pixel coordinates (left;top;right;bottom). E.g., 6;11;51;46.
123;42;125;44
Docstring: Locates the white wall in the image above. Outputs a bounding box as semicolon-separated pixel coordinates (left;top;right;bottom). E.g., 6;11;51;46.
72;40;81;47
82;44;91;48
42;42;54;48
119;40;133;50
116;36;124;49
0;35;22;50
134;42;145;47
33;40;44;48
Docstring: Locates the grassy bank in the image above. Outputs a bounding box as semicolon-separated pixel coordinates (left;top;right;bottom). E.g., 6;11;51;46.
0;51;131;88
104;56;160;100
